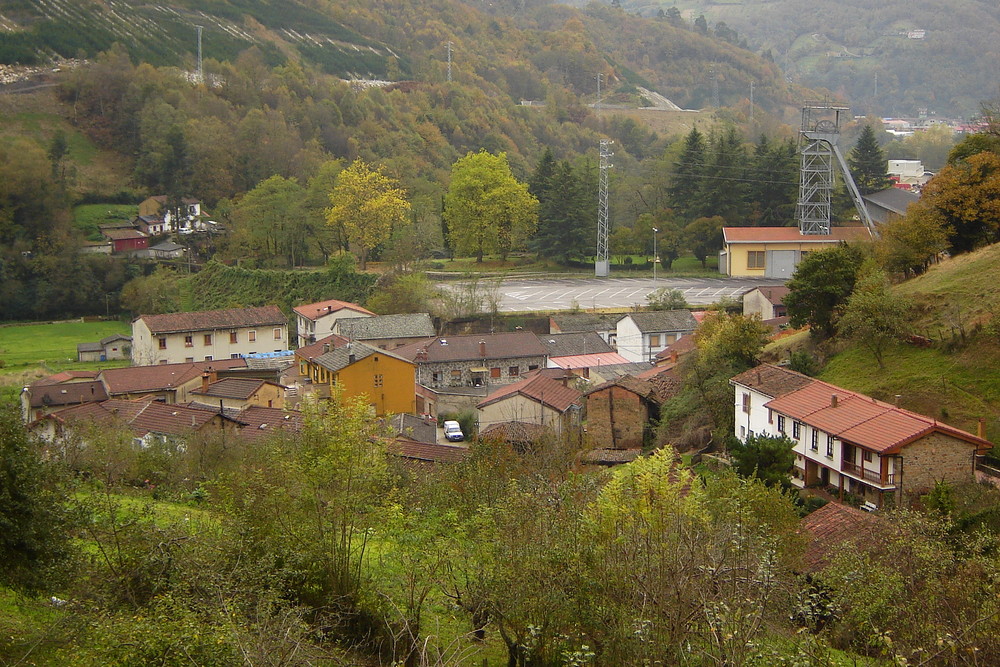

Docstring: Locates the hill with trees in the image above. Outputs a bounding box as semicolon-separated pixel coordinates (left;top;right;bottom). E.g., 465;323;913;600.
597;0;1000;118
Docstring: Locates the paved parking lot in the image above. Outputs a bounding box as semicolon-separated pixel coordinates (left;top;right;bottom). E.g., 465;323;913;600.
444;276;786;313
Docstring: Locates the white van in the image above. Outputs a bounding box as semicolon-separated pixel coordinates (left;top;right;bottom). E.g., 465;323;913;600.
443;420;464;442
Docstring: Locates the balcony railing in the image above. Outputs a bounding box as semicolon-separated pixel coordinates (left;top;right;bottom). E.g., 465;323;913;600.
842;461;895;487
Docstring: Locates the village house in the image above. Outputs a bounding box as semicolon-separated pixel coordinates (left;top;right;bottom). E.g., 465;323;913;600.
584;373;680;451
334;312;436;350
188;372;287;411
615;310;699;363
299;339;416;416
476;369;582;437
138;195;208;234
732;364;993;508
720;227;871;279
549;313;620;346
101;226;149;254
293;299;375;347
132;306;288;366
77;334;132;362
395;332;548;390
742;286;790;321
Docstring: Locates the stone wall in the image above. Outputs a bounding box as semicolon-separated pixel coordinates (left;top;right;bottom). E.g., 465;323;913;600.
417;355;546;389
901;432;979;495
586;386;648;449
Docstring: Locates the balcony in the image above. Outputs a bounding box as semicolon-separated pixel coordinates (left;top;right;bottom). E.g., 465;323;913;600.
842;461;895;488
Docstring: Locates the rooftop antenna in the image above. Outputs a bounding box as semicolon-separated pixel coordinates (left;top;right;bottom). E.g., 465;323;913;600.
196;25;203;84
596;140;613;278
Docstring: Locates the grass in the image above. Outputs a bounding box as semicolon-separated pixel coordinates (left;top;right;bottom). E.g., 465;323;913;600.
0;320;130;371
72;203;138;239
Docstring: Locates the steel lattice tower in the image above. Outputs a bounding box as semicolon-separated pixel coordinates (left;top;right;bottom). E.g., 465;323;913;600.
796;102;876;235
595;140;613;277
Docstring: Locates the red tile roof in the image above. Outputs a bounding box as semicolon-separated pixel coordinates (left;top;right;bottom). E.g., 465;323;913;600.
730;363;814;399
28;380;108;409
478;421;550;444
800;502;874;572
723;226;872;244
477;370;581;413
766;379;992;454
390;437;470;463
294;334;350;361
235;406;303;441
49;398;222;437
395;332;546;363
191;377;274;400
99;359;247;394
31;371;100;387
137;306;286;334
292;299;374;321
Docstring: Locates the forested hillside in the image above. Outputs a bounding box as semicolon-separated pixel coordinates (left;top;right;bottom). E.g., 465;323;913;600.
601;0;1000;118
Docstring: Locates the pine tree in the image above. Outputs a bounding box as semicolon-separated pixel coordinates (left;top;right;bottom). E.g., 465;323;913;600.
848;124;891;195
746;135;798;226
695;126;748;223
667;127;707;221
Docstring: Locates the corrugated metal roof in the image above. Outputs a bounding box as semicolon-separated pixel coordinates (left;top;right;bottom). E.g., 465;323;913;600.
549;352;630;369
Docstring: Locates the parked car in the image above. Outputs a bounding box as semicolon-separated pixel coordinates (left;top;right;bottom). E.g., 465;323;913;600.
443;420;464;442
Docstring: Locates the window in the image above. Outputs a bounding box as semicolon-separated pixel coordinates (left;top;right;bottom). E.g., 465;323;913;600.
777;415;786;433
158;337;167;350
747;251;766;269
649;334;660;347
229;332;238;344
230;353;240;359
740;426;746;438
432;372;440;383
248;330;257;342
863;450;873;463
451;369;462;378
509;366;519;377
204;356;213;361
793;421;801;439
528;364;539;371
203;334;212;346
826;434;834;457
741;392;750;414
184;335;194;347
374;374;383;388
185;357;194;363
273;328;282;340
810;429;818;451
490;367;501;378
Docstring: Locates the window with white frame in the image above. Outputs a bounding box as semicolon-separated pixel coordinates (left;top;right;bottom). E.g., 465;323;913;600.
826;434;834;457
777;415;786;434
810;428;818;451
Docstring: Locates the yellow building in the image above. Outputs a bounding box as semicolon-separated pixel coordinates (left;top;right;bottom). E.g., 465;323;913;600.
721;227;871;279
302;341;416;416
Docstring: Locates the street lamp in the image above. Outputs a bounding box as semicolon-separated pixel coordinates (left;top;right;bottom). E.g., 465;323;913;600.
652;227;659;282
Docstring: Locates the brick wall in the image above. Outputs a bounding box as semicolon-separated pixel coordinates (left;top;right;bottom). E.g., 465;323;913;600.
901;432;978;495
586;386;648;449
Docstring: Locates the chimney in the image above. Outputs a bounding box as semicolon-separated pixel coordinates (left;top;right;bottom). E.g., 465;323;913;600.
894;394;902;407
323;343;330;353
670;350;678;363
347;342;355;364
831;394;838;408
479;340;486;357
978;417;985;439
201;372;210;394
756;369;762;384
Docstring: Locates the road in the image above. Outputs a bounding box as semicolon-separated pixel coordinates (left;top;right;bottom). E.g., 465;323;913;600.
443;276;786;313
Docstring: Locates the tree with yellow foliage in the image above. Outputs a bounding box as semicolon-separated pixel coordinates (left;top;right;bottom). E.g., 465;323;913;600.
327;160;410;270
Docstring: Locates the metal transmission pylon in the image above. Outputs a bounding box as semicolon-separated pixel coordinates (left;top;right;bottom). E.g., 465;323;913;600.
796;102;876;235
595;140;613;277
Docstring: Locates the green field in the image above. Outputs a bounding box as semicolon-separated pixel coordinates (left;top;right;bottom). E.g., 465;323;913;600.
72;203;138;240
0;320;131;385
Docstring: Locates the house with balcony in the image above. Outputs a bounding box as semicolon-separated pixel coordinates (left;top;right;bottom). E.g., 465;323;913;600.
732;364;992;508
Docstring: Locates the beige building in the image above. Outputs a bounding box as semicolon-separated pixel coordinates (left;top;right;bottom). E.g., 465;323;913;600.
293;299;374;347
720;227;871;278
476;370;582;436
132;306;288;365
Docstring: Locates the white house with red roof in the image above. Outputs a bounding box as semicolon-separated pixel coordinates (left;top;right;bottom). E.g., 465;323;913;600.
293;299;374;347
720;227;872;278
732;364;992;508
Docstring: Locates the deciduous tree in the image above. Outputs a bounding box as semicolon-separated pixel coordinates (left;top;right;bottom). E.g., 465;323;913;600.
784;243;866;338
445;150;538;262
327;159;411;270
838;265;910;368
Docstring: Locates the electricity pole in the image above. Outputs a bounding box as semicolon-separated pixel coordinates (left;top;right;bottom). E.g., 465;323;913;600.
652;227;659;282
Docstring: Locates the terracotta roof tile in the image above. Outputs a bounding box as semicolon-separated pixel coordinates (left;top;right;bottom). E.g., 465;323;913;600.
390;438;469;463
292;299;374;320
99;359;247;394
138;306;286;334
479;421;550;443
236;406;303;441
549;352;631;369
800;502;874;572
29;380;107;409
191;377;271;400
730;363;814;398
723;226;872;243
295;334;350;361
477;371;581;412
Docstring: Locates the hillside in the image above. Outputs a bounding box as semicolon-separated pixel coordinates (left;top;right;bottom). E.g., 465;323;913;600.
601;0;1000;118
813;243;1000;441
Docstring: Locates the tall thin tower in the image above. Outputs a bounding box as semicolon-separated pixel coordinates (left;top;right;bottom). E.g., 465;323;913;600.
446;41;453;82
196;25;203;83
596;140;613;278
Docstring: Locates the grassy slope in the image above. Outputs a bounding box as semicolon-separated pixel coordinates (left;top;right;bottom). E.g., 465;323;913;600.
809;244;1000;441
